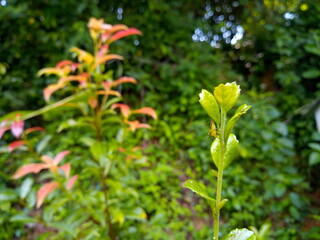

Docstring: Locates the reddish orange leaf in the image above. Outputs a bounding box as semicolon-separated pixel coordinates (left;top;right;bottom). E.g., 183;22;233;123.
43;83;65;101
112;77;137;87
109;28;142;43
106;24;128;34
25;127;46;134
13;163;50;179
36;182;59;208
131;107;157;119
58;75;88;87
59;163;71;177
112;103;131;118
53;150;71;166
66;175;78;190
97;90;121;97
56;60;73;68
9;140;26;152
94;54;123;67
127;120;151;132
88;96;98;108
102;81;113;90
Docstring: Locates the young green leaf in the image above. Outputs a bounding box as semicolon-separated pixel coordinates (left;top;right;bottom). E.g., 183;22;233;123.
223;134;239;169
211;134;239;170
214;82;240;112
225;104;251;141
199;89;220;124
184;179;215;202
225;228;256;240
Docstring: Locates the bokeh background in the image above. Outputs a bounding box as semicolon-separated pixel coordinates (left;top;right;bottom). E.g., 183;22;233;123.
1;0;320;239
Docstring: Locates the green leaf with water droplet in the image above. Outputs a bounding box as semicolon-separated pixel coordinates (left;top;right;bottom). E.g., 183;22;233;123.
184;179;215;203
225;228;256;240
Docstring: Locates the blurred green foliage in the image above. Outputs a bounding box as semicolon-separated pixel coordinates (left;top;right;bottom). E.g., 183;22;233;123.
1;0;320;239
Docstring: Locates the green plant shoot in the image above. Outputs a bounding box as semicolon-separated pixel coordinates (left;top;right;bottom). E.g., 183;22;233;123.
184;82;254;240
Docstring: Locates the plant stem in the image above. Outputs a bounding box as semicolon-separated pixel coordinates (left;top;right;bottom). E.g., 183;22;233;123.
101;171;116;240
214;110;226;240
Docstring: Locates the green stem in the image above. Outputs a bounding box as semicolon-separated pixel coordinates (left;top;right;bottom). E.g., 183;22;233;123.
214;110;226;240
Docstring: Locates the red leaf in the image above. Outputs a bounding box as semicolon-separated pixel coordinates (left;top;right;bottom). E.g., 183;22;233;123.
37;182;59;208
66;175;78;190
9;140;26;152
112;77;137;87
131;107;157;119
112;103;131;118
109;28;142;43
56;60;73;68
59;163;71;177
13;163;50;179
25;127;46;134
53;150;71;166
11;119;24;138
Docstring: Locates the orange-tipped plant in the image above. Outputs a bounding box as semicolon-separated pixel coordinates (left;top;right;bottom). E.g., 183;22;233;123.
0;17;156;239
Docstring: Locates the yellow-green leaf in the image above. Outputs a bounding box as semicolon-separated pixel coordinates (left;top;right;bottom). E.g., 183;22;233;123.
225;104;251;141
199;89;220;124
210;134;239;170
214;82;240;112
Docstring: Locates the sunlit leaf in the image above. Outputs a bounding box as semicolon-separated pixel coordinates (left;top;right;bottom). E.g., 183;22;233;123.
70;47;94;65
199;89;220;124
36;182;59;208
214;82;240;112
225;228;256;240
38;67;66;77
